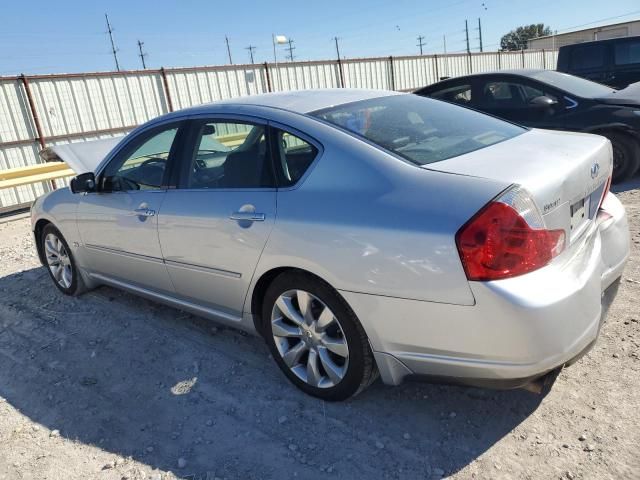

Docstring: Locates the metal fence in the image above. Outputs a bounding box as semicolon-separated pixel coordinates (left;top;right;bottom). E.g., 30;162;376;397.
0;48;557;211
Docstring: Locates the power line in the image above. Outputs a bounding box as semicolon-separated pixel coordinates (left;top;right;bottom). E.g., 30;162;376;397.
104;13;120;71
286;38;296;61
417;35;426;55
137;40;148;69
245;45;257;64
225;35;233;64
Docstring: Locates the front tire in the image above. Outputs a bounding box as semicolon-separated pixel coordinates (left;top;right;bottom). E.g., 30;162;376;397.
41;224;86;296
262;272;377;401
605;132;640;184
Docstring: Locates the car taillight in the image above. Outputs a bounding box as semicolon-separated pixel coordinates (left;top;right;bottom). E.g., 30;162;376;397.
456;186;565;281
598;174;612;211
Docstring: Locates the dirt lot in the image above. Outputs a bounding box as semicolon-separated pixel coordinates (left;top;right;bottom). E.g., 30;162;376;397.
0;182;639;480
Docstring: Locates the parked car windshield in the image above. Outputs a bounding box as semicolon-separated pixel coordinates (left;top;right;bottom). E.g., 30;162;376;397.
311;94;524;165
529;70;616;97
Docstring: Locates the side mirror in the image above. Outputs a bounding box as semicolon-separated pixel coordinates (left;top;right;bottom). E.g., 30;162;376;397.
70;172;96;194
529;95;557;108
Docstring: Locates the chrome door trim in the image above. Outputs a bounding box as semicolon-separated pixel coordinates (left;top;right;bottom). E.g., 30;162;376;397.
84;244;165;265
89;273;244;324
164;259;242;279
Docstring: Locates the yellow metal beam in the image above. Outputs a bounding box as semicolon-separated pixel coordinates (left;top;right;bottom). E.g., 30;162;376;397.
0;163;74;190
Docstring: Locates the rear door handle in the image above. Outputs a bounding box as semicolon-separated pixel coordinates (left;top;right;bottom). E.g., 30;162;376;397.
229;211;265;222
133;208;156;217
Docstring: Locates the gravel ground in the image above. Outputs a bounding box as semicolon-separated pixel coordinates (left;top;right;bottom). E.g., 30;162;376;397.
0;181;638;480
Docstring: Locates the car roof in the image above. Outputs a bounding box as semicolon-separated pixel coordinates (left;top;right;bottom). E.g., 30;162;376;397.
173;88;402;116
559;35;640;48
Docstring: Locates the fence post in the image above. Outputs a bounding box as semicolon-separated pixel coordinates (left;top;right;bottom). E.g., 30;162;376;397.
468;52;473;74
497;50;501;69
542;49;546;69
263;62;272;92
160;67;174;112
521;48;525;68
20;74;45;150
20;73;57;190
388;56;396;90
434;54;439;82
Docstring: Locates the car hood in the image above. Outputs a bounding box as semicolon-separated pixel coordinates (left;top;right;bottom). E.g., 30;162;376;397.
596;81;640;106
39;136;124;174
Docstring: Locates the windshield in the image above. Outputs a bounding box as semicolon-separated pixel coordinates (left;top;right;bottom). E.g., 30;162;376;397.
530;70;616;97
311;94;524;165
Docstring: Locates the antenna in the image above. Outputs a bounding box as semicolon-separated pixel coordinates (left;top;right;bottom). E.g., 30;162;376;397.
105;13;120;71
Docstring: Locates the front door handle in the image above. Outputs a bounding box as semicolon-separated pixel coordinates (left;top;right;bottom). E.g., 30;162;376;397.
133;208;156;217
229;211;265;222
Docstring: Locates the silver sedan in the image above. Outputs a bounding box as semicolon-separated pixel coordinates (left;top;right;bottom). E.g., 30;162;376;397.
31;89;630;400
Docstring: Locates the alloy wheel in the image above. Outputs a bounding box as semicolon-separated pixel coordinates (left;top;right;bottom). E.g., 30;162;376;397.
44;233;73;289
271;289;349;388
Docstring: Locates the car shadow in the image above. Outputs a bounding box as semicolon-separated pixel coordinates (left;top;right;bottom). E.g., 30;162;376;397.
611;176;640;193
0;266;547;479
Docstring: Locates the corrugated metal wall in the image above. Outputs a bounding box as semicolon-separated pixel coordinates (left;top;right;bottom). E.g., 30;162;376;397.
0;49;557;211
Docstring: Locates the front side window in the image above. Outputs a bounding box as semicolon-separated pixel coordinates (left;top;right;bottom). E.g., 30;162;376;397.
311;94;524;166
184;121;274;189
482;81;556;107
615;39;640;65
430;84;472;105
102;125;179;191
274;130;318;187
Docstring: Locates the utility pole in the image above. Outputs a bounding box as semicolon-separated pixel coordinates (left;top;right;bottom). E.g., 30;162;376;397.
286;38;296;61
137;40;148;69
245;45;257;64
225;35;233;64
417;35;426;55
477;18;483;52
334;36;342;61
104;13;120;71
443;35;447;54
465;19;470;54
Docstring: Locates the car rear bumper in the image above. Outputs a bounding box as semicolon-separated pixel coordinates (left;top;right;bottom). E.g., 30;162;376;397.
340;193;630;387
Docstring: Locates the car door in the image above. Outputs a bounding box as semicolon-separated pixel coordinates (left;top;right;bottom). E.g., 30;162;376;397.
77;121;185;294
157;117;277;318
612;37;640;89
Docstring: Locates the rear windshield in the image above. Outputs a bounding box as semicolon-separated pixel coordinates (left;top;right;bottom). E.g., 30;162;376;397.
310;94;524;165
530;70;616;97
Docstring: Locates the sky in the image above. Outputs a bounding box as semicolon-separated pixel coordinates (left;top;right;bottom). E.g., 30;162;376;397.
1;0;640;75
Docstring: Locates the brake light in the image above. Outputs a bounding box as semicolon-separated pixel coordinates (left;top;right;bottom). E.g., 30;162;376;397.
456;186;565;281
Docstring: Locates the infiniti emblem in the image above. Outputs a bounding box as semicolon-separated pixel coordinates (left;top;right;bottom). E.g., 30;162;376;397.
590;162;600;179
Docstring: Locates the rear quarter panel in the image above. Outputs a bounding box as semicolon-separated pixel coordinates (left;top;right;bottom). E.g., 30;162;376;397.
247;114;508;308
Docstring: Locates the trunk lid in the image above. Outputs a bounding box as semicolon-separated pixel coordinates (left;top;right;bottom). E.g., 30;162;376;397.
425;128;612;244
596;81;640;106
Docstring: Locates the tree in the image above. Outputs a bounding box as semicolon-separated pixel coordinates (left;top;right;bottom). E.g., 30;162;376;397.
500;24;552;51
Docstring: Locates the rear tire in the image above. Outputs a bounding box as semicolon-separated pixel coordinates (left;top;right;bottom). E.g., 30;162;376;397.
604;132;640;184
41;224;87;296
262;271;377;401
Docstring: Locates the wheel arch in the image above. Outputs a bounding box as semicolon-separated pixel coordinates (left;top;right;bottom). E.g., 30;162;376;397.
248;266;340;335
33;218;53;266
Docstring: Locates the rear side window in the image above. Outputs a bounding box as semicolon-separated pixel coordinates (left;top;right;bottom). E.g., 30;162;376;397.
311;95;524;166
274;130;318;187
430;84;472;105
569;45;606;70
615;39;640;65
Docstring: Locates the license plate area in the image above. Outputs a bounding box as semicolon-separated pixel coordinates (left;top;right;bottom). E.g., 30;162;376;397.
570;196;590;233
